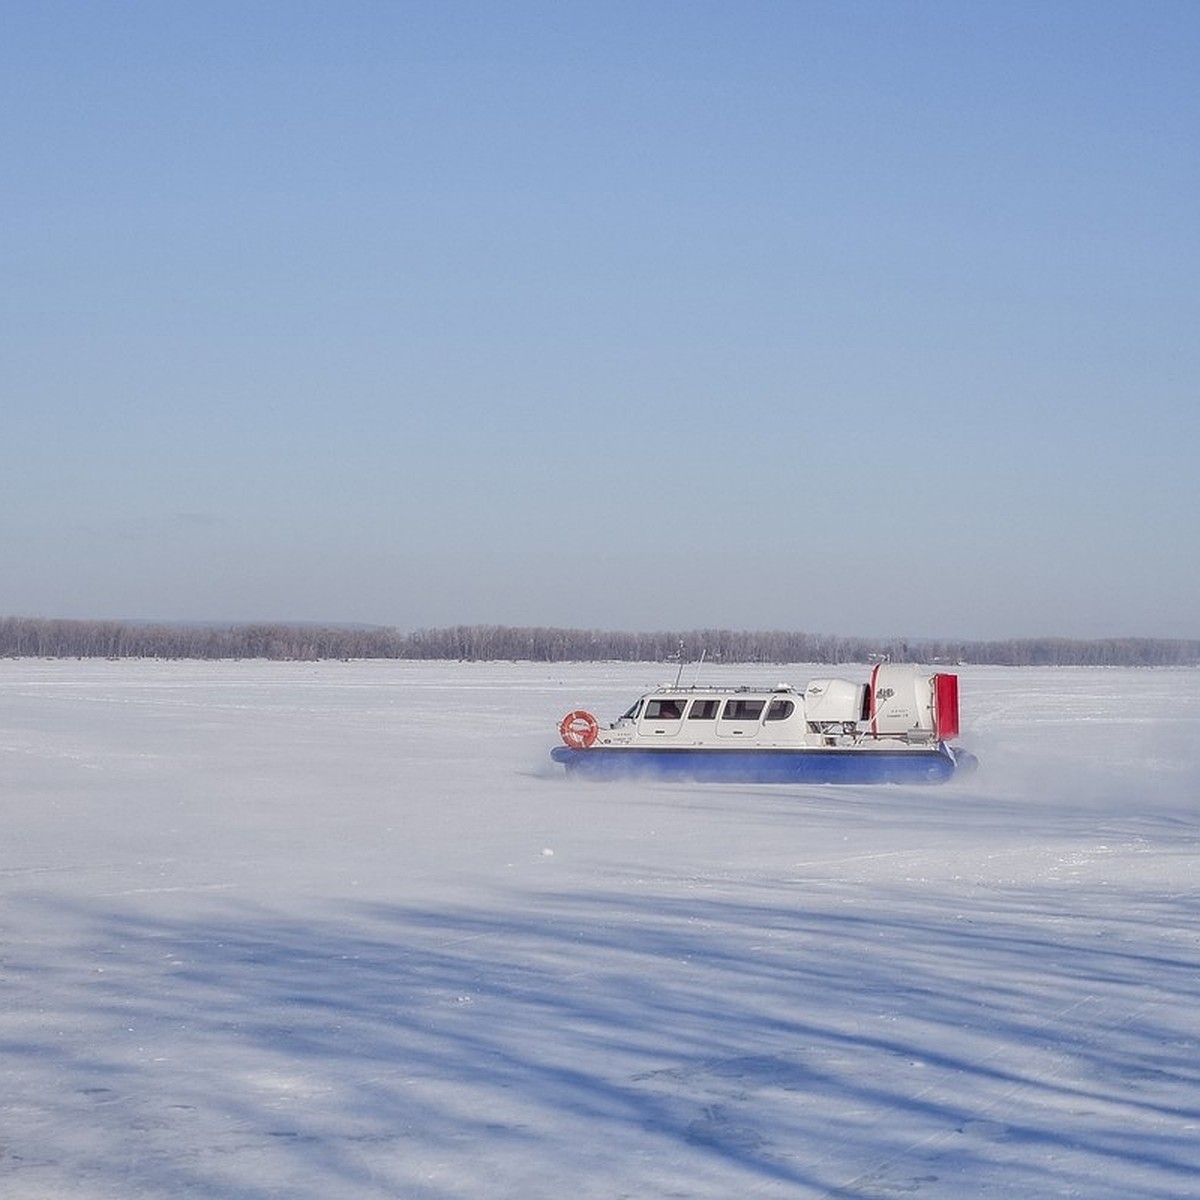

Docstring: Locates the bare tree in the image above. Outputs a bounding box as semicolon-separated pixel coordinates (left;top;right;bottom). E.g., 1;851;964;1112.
1;616;1196;666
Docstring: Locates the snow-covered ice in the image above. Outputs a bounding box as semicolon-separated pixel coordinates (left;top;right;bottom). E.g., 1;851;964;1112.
2;659;1198;1198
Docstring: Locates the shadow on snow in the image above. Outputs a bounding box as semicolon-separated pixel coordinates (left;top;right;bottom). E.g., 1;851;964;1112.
3;880;1199;1199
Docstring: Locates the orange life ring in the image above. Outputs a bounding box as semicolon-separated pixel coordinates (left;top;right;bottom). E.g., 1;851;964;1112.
559;710;599;749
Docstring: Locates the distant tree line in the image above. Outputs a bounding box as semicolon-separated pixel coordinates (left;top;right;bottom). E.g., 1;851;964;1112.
1;616;1197;667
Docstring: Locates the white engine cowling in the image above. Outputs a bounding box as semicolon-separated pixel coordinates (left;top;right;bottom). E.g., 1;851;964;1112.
869;665;936;735
804;678;867;724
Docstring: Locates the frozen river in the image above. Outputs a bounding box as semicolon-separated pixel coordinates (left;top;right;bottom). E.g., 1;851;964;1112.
2;659;1198;1198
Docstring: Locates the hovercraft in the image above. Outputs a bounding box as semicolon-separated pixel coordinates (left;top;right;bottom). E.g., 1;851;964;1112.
551;664;976;784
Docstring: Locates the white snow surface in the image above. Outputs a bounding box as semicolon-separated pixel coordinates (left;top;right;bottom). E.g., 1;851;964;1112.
2;659;1198;1199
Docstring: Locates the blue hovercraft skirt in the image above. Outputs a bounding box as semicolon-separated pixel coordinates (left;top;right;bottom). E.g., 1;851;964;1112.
550;745;964;784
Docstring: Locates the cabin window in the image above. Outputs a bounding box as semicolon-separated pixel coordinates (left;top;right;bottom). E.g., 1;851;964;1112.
765;698;795;721
722;698;765;721
620;699;643;720
686;699;720;720
644;698;683;720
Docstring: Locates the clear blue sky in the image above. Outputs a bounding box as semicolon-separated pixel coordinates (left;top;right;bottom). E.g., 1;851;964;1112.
4;1;1197;640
